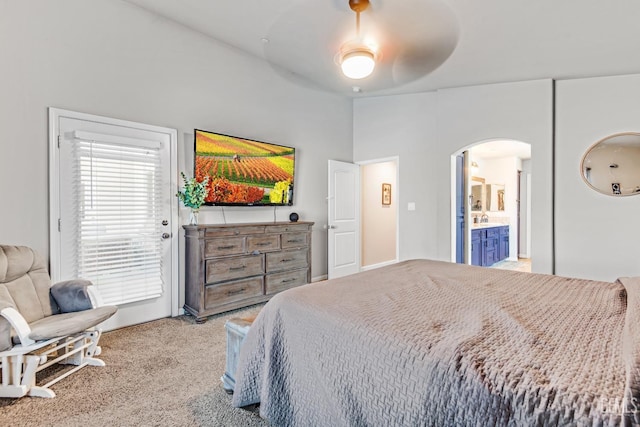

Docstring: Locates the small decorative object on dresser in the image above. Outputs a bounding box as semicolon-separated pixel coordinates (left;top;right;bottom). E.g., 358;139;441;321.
183;222;313;323
289;212;299;222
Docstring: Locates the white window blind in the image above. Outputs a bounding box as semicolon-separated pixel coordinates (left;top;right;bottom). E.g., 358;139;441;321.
69;131;164;305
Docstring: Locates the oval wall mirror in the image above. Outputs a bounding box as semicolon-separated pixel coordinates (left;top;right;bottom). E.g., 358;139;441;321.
581;132;640;196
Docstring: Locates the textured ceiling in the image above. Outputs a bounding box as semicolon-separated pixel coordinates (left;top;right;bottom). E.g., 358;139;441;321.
124;0;640;97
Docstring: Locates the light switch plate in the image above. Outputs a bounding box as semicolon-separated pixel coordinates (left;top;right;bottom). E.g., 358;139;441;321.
408;202;416;211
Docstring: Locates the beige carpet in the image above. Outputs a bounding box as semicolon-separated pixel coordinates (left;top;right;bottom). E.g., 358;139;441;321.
0;304;269;427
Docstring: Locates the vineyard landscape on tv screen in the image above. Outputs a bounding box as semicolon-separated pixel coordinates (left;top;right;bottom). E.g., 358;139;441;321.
194;129;295;206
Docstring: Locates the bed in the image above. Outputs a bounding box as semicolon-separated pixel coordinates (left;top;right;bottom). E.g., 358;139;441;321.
231;259;640;426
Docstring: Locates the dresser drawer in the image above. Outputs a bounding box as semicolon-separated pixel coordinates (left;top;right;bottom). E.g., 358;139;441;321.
266;249;308;273
281;232;309;249
204;226;265;237
205;277;263;308
204;237;245;257
265;269;308;295
206;255;264;283
247;234;280;252
268;224;310;233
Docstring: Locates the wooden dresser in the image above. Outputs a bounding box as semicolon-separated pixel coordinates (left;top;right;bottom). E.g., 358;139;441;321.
183;221;313;322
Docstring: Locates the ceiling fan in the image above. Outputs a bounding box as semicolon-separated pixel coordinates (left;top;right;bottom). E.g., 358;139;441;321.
337;0;378;80
262;0;460;95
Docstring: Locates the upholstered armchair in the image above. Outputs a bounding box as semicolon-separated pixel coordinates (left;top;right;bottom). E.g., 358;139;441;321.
0;245;117;398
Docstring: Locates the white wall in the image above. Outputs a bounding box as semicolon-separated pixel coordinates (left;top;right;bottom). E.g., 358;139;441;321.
0;1;352;289
436;80;553;273
354;80;553;271
555;74;640;281
354;93;439;261
361;161;397;267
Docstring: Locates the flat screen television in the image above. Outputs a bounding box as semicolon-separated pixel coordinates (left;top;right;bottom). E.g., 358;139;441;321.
194;129;295;206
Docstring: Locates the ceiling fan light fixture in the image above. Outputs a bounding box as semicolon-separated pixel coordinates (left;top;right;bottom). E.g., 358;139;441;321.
340;47;375;79
337;0;377;80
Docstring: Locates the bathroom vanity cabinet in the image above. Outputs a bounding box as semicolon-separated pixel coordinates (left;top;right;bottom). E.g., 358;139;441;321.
471;225;509;267
498;225;510;261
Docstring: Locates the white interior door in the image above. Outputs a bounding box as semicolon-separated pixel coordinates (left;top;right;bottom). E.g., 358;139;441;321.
328;160;361;279
49;108;178;330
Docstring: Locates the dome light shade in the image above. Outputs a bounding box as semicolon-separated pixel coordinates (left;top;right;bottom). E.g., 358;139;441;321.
340;48;375;79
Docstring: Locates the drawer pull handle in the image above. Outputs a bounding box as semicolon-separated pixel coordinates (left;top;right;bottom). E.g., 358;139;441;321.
227;288;246;296
281;258;294;263
256;242;272;247
281;278;296;283
287;239;302;243
217;245;235;250
229;266;246;271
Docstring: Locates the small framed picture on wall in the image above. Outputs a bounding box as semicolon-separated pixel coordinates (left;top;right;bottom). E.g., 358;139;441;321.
382;183;391;205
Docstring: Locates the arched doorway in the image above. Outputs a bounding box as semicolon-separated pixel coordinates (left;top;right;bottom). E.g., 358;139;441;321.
453;139;531;270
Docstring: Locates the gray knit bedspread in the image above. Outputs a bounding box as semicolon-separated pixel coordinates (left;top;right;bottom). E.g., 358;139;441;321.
231;259;640;426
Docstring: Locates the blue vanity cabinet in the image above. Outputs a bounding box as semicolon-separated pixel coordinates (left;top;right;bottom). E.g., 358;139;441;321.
471;229;482;266
483;227;499;266
498;226;510;261
471;225;509;267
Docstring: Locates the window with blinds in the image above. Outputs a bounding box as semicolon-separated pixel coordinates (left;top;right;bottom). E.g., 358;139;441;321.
69;130;164;305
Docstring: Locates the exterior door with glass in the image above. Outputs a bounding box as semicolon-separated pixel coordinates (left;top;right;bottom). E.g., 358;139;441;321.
50;108;178;330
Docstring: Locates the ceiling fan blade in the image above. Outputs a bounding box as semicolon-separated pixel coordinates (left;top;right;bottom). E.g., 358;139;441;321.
368;0;459;85
263;1;350;92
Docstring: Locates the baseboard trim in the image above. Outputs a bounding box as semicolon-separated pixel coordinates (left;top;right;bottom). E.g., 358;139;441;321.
312;274;328;282
361;259;398;272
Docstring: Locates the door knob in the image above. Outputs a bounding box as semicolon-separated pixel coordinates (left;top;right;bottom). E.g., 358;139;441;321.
161;233;171;239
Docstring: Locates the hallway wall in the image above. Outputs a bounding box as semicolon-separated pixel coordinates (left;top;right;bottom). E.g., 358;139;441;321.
361;161;397;267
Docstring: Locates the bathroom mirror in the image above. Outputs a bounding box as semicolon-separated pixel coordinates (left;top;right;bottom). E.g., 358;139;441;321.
486;183;505;211
470;176;485;211
581;132;640;196
471;177;505;212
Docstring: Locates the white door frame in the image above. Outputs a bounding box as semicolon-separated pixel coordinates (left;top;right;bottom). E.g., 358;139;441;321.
48;108;180;318
357;156;400;268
